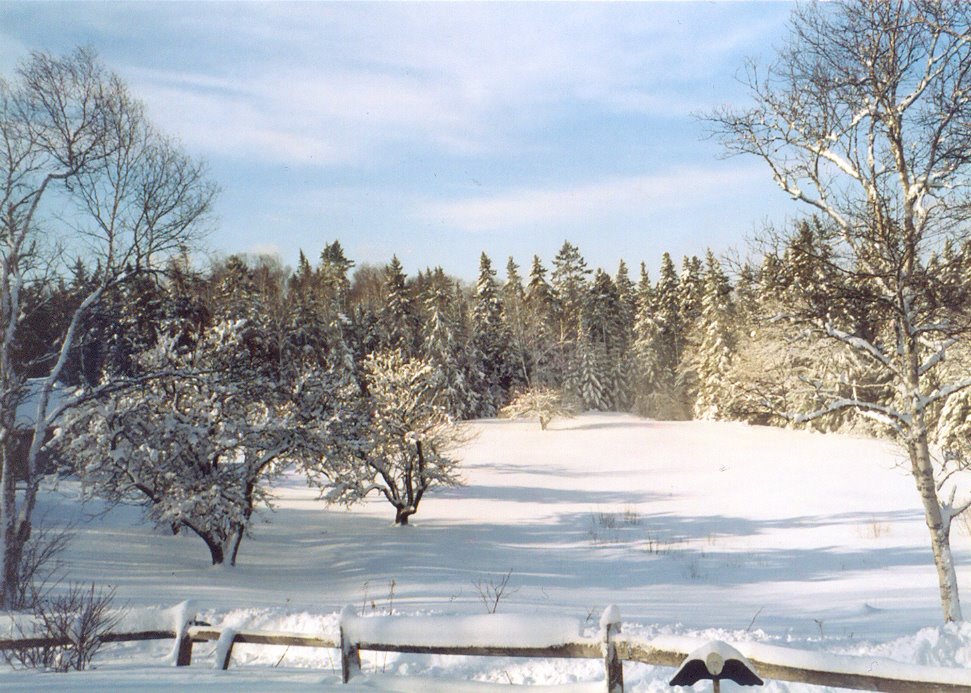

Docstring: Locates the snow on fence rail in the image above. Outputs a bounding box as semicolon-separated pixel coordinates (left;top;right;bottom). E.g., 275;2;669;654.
1;603;970;692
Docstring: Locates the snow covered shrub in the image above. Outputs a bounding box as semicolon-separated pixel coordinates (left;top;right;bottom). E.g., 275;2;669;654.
4;583;122;672
313;350;465;525
56;321;335;565
499;386;576;430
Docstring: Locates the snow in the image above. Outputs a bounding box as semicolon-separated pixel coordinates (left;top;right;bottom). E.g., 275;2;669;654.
600;605;621;632
343;612;584;649
14;378;68;427
644;634;971;686
213;627;238;669
3;413;970;690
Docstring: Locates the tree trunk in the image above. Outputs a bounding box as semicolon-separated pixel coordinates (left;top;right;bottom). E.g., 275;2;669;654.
182;523;226;565
902;326;963;622
394;507;412;526
228;525;245;567
1;443;18;609
1;438;28;609
908;428;963;622
206;539;225;566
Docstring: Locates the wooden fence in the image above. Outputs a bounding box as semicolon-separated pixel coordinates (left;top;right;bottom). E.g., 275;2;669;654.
2;607;970;692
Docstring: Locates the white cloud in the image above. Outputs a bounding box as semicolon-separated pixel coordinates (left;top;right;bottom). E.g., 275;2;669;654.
418;165;769;234
109;3;791;167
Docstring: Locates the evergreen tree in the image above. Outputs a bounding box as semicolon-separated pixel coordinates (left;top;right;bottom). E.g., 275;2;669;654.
678;255;704;326
289;250;315;297
733;262;760;325
551;242;591;397
285;250;329;362
320;240;355;316
694;251;736;420
631;263;666;417
674;255;704;413
422;267;476;419
470;253;512;416
573;337;609;411
583;269;627;410
550;241;590;346
210;255;289;377
524;255;557;386
501;257;530;388
379;256;418;356
637;252;685;418
613;261;636;410
164;253;212;353
654;253;683;371
614;260;637;345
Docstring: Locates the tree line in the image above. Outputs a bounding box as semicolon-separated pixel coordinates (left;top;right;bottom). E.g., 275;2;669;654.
30;228;971;566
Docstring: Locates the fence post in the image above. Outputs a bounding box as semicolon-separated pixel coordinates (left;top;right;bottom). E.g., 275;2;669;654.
339;606;360;684
217;628;238;670
601;605;623;693
174;606;197;667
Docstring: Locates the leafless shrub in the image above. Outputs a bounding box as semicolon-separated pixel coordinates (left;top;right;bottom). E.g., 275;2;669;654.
5;583;123;672
589;508;644;545
473;570;518;614
10;524;72;611
859;518;890;540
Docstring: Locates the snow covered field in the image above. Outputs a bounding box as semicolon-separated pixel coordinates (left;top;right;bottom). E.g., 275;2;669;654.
3;413;970;690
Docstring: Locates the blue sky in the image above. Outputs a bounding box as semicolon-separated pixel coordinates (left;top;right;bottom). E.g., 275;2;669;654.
0;1;799;280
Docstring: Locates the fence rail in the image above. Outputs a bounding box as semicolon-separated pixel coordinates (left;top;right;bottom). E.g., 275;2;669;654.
2;606;970;692
0;629;175;651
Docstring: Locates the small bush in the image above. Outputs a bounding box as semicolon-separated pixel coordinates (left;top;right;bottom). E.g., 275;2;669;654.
499;387;577;430
5;583;123;672
473;569;518;614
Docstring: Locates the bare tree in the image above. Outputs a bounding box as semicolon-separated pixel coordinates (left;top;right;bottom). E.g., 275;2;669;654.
0;48;215;608
709;0;971;621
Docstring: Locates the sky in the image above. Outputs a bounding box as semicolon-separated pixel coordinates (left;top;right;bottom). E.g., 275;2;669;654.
0;1;800;281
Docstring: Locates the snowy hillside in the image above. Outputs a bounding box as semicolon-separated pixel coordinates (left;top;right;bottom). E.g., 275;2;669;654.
3;413;970;690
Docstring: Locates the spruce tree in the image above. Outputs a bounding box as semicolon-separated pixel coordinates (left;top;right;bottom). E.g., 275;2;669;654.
525;255;557;386
502;257;530;388
631;263;665;417
694;251;736;420
674;255;704;414
286;249;329;362
551;242;591;397
640;252;684;417
319;240;355;316
379;256;418;356
422;267;477;418
573;337;609;411
614;260;636;345
613;261;636;410
583;269;626;410
470;253;512;416
550;241;590;346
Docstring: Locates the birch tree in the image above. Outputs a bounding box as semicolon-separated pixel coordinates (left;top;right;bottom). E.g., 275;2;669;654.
709;0;971;621
0;49;214;606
